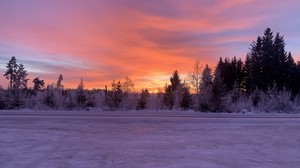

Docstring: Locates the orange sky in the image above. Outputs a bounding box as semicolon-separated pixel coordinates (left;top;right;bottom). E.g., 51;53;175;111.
0;0;300;92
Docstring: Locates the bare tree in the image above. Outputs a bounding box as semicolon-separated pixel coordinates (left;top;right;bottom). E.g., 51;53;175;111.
188;60;202;94
122;76;134;93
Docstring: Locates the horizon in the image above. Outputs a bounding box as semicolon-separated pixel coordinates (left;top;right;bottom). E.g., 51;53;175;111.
1;0;300;91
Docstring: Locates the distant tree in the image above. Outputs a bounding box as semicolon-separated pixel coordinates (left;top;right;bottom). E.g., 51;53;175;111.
76;78;87;108
200;65;213;90
244;36;263;93
163;70;181;109
105;80;123;109
137;89;150;110
291;59;300;96
122;76;134;93
33;77;45;91
56;74;64;90
163;84;174;110
211;68;225;112
3;57;29;108
15;64;29;90
4;57;29;90
188;60;202;94
170;70;181;91
216;57;244;92
199;64;213;111
179;83;192;109
44;85;55;108
244;28;296;93
4;56;18;89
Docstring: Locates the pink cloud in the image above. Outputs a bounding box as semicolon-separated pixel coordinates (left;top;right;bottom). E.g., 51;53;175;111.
0;0;299;90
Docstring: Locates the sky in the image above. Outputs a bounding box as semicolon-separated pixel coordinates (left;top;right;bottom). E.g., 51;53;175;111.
0;0;300;91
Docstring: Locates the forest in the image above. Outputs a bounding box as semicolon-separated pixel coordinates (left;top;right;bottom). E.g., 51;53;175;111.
1;28;299;113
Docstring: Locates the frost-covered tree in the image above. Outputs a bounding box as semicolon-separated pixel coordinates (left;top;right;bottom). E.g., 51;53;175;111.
104;80;123;109
44;85;55;108
137;89;150;110
122;76;134;93
188;60;202;94
199;64;213;111
76;78;87;108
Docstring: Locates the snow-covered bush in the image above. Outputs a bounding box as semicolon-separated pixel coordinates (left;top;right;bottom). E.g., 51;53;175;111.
147;92;165;110
248;87;295;113
120;93;138;110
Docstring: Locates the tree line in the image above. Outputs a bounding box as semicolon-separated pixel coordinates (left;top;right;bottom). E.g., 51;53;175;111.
0;28;299;112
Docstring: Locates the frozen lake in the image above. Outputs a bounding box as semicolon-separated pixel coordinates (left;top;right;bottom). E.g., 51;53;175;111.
0;111;300;168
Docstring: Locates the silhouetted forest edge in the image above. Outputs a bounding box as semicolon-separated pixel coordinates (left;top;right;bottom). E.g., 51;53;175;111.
1;28;300;113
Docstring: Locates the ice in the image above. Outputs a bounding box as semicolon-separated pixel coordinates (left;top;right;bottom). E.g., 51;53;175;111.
0;111;300;168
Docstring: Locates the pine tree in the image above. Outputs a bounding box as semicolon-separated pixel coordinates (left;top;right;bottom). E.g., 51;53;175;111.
3;56;28;90
3;57;29;108
56;74;64;90
4;56;18;89
33;77;45;91
15;64;29;90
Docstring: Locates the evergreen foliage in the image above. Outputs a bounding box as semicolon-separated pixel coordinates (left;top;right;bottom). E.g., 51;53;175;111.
244;28;296;93
163;70;191;110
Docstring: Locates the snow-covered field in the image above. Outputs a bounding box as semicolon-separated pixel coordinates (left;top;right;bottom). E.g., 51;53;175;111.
0;111;300;168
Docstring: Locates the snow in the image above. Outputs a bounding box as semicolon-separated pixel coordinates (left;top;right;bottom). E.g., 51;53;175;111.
0;111;300;168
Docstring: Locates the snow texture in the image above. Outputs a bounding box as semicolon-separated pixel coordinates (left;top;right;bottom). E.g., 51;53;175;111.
0;110;300;168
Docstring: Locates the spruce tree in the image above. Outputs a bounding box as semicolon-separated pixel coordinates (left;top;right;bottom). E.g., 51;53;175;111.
163;71;181;109
244;28;295;92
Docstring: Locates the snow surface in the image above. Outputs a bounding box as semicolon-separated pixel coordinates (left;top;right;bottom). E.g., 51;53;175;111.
0;111;300;168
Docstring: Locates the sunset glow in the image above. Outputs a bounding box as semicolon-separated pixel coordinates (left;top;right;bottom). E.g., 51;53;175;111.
1;0;300;91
